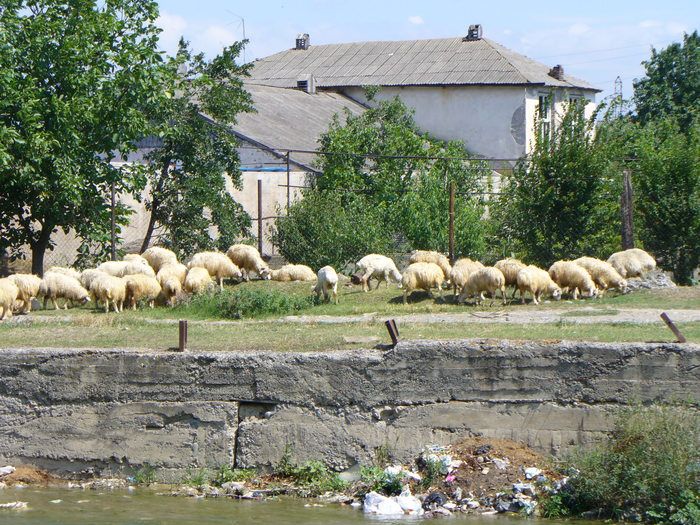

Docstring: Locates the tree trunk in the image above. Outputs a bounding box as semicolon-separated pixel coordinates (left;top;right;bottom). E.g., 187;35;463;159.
140;158;171;253
30;225;53;276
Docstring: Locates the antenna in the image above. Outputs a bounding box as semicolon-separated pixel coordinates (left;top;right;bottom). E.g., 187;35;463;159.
614;75;623;117
225;11;247;62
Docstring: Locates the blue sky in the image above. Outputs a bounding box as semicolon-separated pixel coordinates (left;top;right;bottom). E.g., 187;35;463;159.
156;0;698;103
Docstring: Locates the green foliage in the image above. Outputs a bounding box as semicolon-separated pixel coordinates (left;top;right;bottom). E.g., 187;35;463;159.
213;465;256;486
141;39;253;259
420;456;443;490
132;463;157;485
492;100;621;266
0;0;163;273
561;404;699;523
538;492;572;519
174;288;315;319
359;466;402;496
634;31;700;131
274;446;347;496
182;468;210;488
632;117;700;284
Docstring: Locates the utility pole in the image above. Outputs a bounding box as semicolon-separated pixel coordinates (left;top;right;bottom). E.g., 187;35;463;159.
448;180;455;264
110;182;116;261
620;170;634;249
257;178;263;255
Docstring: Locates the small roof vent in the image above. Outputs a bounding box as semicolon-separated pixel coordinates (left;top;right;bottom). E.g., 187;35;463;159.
295;33;310;50
549;65;565;80
297;74;316;94
464;24;483;41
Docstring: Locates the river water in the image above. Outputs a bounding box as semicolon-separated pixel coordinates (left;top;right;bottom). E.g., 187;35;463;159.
0;487;587;525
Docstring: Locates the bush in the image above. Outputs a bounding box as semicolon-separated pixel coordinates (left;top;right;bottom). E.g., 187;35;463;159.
562;404;699;523
359;465;402;496
213;465;256;486
175;287;315;319
132;463;157;485
182;468;210;488
273;446;347;496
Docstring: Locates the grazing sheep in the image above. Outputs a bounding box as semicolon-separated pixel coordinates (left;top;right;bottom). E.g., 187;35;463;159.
574;256;628;295
38;273;90;310
8;273;42;314
402;262;445;304
607;248;656;279
124;274;161;310
123;253;149;264
516;266;562;305
90;274;126;313
495;258;527;298
355;254;402;292
458;267;507;305
408;250;452;281
97;260;156;278
0;278;19;320
548;261;598;300
141;246;179;273
188;251;242;291
157;262;188;284
226;244;271;281
46;266;81;281
450;258;485;298
80;269;108;291
270;264;316;282
184;267;214;294
157;263;188;306
313;266;339;304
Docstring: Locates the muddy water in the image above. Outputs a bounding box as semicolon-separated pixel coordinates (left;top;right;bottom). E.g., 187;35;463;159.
0;487;587;525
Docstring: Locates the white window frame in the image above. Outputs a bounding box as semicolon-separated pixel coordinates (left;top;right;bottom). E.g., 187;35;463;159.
538;93;552;141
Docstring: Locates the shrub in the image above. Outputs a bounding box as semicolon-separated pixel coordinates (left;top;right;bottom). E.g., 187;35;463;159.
213;465;256;486
359;465;402;496
273;446;347;496
182;468;210;488
175;287;315;319
132;463;157;485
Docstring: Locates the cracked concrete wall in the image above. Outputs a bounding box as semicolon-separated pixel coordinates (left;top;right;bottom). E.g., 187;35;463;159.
0;340;697;478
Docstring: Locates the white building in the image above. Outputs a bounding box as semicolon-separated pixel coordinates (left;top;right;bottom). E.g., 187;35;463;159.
249;26;600;160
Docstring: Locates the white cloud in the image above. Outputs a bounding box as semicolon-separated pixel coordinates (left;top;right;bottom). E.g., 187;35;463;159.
157;11;188;54
198;25;238;55
568;23;590;36
408;15;424;26
639;20;661;28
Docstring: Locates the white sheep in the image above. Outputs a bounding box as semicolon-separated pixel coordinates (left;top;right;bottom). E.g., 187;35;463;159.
226;244;271;281
46;266;81;281
123;253;149;264
157;263;188;306
97;260;156;278
124;274;161;310
408;250;452;281
90;274;126;313
141;246;179;273
80;269;108;291
458;266;507;305
548;261;598;300
450;258;484;298
607;248;656;279
355;254;402;292
157;262;188;284
270;264;317;282
184;267;214;294
8;273;42;314
495;258;527;298
313;266;339;304
402;262;445;304
516;265;562;305
188;251;242;291
574;256;628;296
38;273;90;310
0;278;19;320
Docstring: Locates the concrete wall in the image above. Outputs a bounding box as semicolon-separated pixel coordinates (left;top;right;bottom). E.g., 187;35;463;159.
0;340;697;480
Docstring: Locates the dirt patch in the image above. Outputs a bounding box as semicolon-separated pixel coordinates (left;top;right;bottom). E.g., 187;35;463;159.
2;465;57;485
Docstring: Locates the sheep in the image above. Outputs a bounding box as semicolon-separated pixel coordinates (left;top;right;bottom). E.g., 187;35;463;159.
90;274;126;313
516;265;562;305
226;244;271;281
458;267;507;305
38;272;90;310
607;248;656;279
574;256;628;296
450;258;484;298
184;267;214;294
495;258;527;298
270;264;317;282
7;273;42;314
97;259;156;278
46;266;81;281
402;262;445;304
313;266;339;304
124;274;161;310
141;246;178;273
157;262;188;284
355;254;402;292
548;261;598;300
0;278;19;320
157;263;188;306
188;251;242;291
408;250;452;281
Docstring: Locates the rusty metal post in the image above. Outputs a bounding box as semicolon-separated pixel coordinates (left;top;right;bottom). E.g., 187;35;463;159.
286;151;291;212
257;178;263;255
110;182;116;261
385;319;399;346
620;170;634;250
178;320;188;351
448;180;456;264
660;312;686;343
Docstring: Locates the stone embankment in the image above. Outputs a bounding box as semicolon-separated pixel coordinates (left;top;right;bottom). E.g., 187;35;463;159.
0;340;697;480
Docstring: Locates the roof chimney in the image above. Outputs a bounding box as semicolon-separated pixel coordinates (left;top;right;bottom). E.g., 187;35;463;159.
464;24;483;41
297;74;316;94
549;64;565;80
295;33;310;50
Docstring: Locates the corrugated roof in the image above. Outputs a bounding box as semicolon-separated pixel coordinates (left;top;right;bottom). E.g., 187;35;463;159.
231;83;366;170
251;36;599;91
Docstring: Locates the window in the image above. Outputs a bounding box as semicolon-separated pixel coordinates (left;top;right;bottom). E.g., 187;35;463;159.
538;94;551;141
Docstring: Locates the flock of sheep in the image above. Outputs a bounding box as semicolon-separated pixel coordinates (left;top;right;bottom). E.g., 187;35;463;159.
0;244;656;320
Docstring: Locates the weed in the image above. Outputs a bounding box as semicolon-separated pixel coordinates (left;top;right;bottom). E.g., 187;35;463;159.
182;468;210;488
373;444;392;467
273;446;347;496
213;465;256;486
420;456;443;490
359;465;402;496
174;287;315;319
132;463;157;485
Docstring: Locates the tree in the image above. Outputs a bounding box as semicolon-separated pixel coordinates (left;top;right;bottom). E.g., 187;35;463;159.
493;102;621;267
633;117;700;284
139;39;254;258
634;31;700;130
0;0;164;274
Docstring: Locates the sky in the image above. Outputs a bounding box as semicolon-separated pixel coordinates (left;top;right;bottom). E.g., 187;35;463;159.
155;0;698;103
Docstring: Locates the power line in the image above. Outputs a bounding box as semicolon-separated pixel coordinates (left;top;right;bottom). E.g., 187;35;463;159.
533;39;671;60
